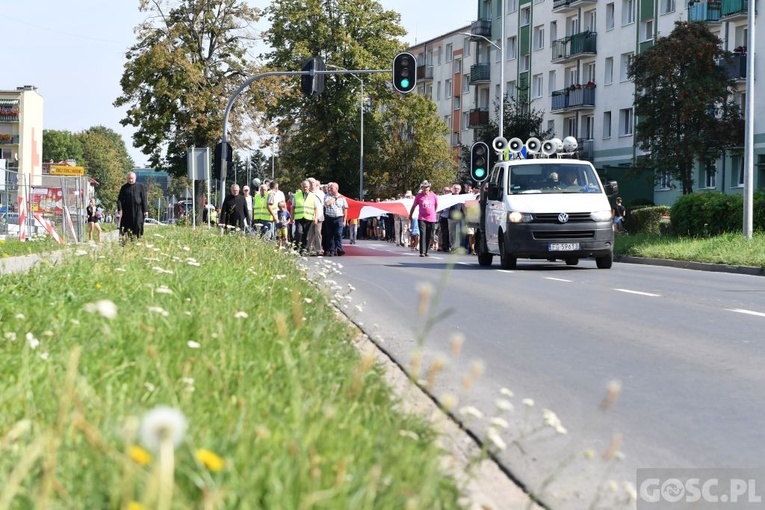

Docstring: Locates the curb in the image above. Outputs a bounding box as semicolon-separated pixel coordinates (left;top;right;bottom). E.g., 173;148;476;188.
616;255;765;276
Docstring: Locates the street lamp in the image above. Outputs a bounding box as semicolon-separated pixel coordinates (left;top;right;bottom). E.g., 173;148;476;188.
460;2;505;143
327;64;365;199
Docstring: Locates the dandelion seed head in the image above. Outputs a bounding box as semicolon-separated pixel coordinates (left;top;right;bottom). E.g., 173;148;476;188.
138;405;187;452
83;299;118;319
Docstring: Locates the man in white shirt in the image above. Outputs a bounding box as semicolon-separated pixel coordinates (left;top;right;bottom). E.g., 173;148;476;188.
307;178;325;255
242;186;253;233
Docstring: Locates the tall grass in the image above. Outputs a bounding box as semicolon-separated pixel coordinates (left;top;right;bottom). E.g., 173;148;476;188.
615;232;765;268
0;229;462;509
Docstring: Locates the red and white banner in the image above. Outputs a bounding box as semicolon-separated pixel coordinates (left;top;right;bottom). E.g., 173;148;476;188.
34;212;64;244
17;194;26;241
345;193;478;220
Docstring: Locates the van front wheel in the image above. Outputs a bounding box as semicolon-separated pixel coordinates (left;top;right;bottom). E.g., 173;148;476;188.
596;253;613;269
499;235;517;270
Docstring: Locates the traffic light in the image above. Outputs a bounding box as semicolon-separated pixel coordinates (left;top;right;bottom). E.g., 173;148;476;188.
213;141;233;178
392;52;416;93
301;57;326;97
470;142;490;182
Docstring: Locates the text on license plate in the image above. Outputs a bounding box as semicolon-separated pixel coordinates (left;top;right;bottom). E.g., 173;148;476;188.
548;242;580;251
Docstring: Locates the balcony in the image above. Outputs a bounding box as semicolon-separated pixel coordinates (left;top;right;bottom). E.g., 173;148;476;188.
417;64;433;81
0;134;19;145
720;0;747;19
688;1;722;21
468;108;490;128
720;52;747;80
469;63;491;85
552;0;598;13
470;19;492;39
552;32;597;62
551;86;596;112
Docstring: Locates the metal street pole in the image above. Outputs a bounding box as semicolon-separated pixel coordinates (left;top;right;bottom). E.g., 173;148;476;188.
327;64;365;199
743;0;755;239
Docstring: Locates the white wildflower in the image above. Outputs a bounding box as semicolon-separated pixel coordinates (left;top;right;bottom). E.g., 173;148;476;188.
304;298;313;304
522;398;535;408
183;246;190;251
234;311;248;319
490;417;509;429
115;268;126;272
4;332;17;341
83;300;118;319
148;306;169;317
459;406;484;419
70;319;80;326
624;482;637;501
347;284;356;291
184;311;192;316
144;382;156;392
275;274;287;280
42;330;54;337
186;260;200;267
187;341;201;349
39;352;50;361
486;427;507;451
495;398;514;412
151;266;174;274
155;286;173;295
399;430;420;441
74;249;88;256
25;332;39;350
542;408;568;434
500;387;514;398
138;405;187;452
354;304;364;312
14;313;25;320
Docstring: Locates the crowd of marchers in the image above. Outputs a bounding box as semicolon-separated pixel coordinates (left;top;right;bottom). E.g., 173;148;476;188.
216;176;481;258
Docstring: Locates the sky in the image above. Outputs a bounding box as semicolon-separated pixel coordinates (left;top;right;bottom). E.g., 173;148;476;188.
3;0;474;167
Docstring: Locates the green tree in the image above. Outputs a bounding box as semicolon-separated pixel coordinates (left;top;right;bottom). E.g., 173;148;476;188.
115;0;263;219
42;130;84;164
460;96;552;182
372;94;456;197
75;126;135;213
629;21;743;194
261;0;405;198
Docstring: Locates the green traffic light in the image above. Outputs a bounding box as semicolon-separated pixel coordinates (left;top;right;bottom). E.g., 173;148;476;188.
400;78;410;89
475;168;485;178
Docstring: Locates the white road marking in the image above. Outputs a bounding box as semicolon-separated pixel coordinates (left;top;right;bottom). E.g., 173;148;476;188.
727;308;765;318
614;288;661;297
497;270;515;274
545;277;572;282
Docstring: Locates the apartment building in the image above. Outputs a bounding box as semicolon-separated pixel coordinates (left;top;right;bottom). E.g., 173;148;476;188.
0;85;43;187
436;0;763;205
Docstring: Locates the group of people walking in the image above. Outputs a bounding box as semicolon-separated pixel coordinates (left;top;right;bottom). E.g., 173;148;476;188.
218;177;349;256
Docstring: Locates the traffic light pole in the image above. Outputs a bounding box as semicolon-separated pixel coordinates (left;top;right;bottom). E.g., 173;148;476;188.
218;68;390;208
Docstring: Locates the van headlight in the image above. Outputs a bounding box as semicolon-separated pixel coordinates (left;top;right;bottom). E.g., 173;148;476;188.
590;210;612;222
508;211;533;223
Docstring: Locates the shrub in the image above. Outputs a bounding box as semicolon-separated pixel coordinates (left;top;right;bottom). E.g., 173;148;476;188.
628;205;671;235
671;192;745;237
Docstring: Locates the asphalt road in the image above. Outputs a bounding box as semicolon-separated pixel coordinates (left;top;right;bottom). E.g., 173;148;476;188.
306;239;765;508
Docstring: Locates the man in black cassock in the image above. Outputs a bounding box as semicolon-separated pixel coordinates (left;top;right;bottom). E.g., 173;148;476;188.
219;183;247;233
117;171;148;241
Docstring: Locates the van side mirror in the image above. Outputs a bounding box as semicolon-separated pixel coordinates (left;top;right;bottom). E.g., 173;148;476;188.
487;183;502;201
604;181;619;197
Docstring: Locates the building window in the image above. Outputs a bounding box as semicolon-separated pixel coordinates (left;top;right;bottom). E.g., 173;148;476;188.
606;3;615;30
622;0;635;25
426;84;433;99
583;115;594;139
605;57;614;85
564;117;577;137
657;171;672;190
641;19;654;42
446;43;453;62
603;111;612;139
585;62;596;83
508;80;517;100
620;52;633;82
462;111;469;130
735;156;745;187
507;36;517;60
521;6;531;26
436;81;442;101
704;165;717;189
533;74;543;99
547;119;555;133
445;79;452;99
584;10;596;31
463;38;471;57
521;54;530;72
437;45;442;65
508;0;518;13
548;70;557;94
660;0;675;14
445;114;451;127
454;57;462;74
495;40;502;62
534;25;545;51
463;74;471;93
454;95;461;110
619;108;633;136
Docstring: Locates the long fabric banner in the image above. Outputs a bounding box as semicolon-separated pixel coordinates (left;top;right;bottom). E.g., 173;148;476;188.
345;193;478;221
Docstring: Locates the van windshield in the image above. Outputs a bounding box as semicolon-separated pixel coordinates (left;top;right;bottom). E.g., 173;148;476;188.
507;164;602;195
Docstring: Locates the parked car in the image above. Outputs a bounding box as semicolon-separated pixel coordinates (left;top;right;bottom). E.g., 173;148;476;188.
0;212;47;236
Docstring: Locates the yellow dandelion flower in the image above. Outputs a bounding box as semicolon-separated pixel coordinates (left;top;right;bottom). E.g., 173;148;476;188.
196;448;225;472
95;283;101;289
127;502;146;510
129;445;152;465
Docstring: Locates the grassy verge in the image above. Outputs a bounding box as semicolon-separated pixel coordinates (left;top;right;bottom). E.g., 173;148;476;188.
614;231;765;268
0;228;462;509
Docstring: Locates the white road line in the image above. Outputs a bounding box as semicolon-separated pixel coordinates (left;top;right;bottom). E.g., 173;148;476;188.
545;277;572;282
614;288;661;297
497;270;515;274
727;308;765;318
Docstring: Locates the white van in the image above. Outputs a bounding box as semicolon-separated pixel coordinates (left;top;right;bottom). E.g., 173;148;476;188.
475;155;615;269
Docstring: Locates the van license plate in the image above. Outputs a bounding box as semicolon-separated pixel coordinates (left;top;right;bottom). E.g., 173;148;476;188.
549;243;579;251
